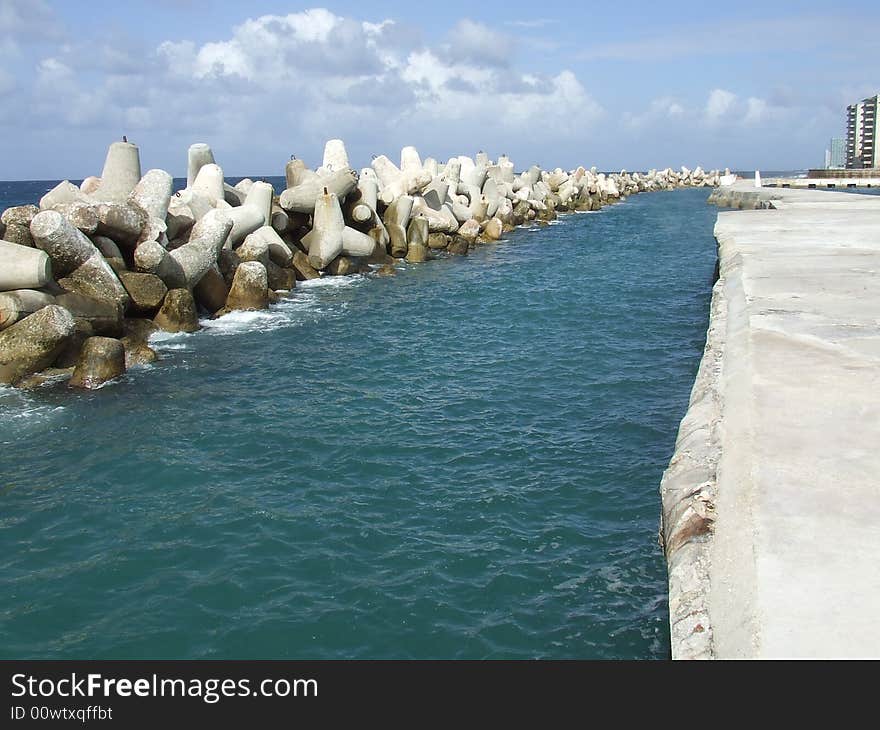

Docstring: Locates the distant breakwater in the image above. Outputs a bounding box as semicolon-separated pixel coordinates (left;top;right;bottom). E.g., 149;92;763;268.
0;138;725;391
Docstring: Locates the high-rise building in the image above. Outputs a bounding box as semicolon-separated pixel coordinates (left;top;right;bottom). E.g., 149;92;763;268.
846;95;879;169
829;138;846;168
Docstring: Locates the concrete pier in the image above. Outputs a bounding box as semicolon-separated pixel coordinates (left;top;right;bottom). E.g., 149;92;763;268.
662;182;880;658
764;176;880;189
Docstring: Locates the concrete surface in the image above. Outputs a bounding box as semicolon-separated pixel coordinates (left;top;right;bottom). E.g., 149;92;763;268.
662;183;880;658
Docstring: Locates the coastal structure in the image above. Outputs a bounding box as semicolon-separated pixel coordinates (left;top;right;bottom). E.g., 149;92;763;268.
0;139;723;390
662;182;880;658
846;94;879;169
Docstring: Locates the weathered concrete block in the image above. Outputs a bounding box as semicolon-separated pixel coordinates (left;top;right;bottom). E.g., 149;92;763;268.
57;251;129;310
405;216;429;262
191;163;225;205
304;190;344;270
225;261;268;311
91;141;142;203
266;261;297;290
0;304;75;385
51;202;99;235
134;239;186;289
120;318;159;367
130;169;173;224
341;226;376;257
153;288;200;333
0;239;52;290
291;250;320;281
40;180;87;210
54;292;123;337
118;270;168;316
236;235;271;266
69;336;126;389
42;203;100;260
193;264;229;313
169;209;233;288
0;289;55;331
187;143;215;188
279;168;357;214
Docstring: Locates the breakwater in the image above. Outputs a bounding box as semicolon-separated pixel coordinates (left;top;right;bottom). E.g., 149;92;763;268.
0;138;722;391
661;181;880;658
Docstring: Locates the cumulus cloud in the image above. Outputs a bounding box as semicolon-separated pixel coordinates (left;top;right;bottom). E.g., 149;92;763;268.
445;19;513;68
624;97;686;130
2;7;603;172
705;89;737;122
2;3;836;176
0;0;61;39
744;97;768;124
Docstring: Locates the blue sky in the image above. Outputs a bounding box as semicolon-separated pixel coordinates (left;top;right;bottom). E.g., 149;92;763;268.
0;0;877;178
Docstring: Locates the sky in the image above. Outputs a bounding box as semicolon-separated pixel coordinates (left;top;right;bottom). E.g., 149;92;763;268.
0;0;877;179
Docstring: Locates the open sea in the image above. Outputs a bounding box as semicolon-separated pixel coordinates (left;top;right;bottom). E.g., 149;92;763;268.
0;183;719;659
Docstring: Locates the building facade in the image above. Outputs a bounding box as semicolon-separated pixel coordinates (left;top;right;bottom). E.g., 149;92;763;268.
846;95;879;169
829;137;846;168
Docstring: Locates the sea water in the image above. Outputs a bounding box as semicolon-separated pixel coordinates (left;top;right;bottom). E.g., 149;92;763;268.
0;185;718;658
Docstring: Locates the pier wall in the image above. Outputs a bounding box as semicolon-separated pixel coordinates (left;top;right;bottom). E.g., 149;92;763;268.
661;182;880;658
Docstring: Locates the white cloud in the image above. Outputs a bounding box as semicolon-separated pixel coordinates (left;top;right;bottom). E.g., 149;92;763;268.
705;89;736;121
446;19;513;67
4;4;833;176
624;96;686;129
744;97;768;124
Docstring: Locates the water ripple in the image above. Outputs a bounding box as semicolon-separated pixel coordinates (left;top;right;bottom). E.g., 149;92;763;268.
0;188;717;659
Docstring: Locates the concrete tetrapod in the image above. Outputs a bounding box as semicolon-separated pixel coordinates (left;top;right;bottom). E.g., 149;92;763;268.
341;226;377;257
226;206;265;248
303;189;344;270
154;289;200;333
0;289;55;331
69;336;126;389
191;163;225;206
0;240;53;290
50;202;99;235
91;141;142;203
243;226;293;267
279;169;358;215
80;176;101;195
405;216;429;263
245;182;274;227
40;181;87;211
236;236;270;267
0;304;75;385
323;139;350;171
383;195;413;259
193;265;229;313
134;240;186;290
30;211;129;308
225;261;269;312
129;169;173;225
169;209;233;288
95;202;148;247
29;211;94;277
187;143;216;188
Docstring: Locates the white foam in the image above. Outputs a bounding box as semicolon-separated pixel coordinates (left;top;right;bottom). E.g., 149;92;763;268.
148;329;194;351
0;384;65;437
298;274;364;290
199;307;289;337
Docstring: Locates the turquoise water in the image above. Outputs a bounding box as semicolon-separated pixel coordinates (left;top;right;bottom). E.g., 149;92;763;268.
0;187;718;659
